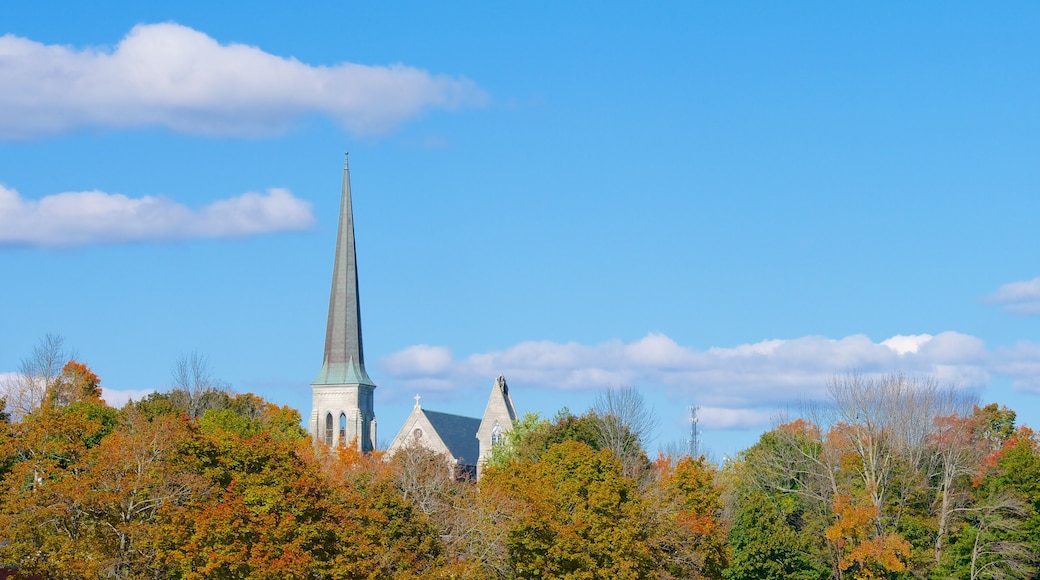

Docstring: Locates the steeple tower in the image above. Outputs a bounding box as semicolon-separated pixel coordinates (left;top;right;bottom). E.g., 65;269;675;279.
310;153;376;451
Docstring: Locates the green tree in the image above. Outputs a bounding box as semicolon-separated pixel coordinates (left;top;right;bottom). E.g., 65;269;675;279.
485;440;658;579
724;426;831;580
941;427;1040;579
725;490;829;580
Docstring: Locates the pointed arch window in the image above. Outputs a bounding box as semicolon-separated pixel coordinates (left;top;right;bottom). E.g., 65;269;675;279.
324;413;334;446
339;413;347;445
491;422;504;447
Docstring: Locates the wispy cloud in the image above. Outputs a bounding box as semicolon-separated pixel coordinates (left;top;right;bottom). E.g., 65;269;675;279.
698;407;776;430
0;184;314;246
986;277;1040;316
0;23;487;139
379;331;1009;430
101;387;156;408
991;342;1040;392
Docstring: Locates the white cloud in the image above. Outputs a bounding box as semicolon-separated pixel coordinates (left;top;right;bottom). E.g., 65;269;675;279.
698;407;776;430
379;331;993;411
992;341;1040;392
881;334;932;355
986;277;1040;316
0;23;486;139
0;183;314;246
101;387;156;408
381;345;454;376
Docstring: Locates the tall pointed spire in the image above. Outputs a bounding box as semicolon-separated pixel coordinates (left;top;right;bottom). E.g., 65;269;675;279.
313;152;374;387
310;153;377;452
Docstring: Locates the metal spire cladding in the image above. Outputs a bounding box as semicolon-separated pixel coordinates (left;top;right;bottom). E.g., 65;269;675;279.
312;153;375;387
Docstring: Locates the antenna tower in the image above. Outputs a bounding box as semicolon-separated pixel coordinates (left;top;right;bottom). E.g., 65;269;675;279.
688;405;700;458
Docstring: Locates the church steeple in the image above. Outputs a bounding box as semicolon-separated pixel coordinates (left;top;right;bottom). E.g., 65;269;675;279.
313;153;374;388
310;153;377;452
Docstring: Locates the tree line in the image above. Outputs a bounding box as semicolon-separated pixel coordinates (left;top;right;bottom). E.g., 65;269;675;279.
0;338;1037;579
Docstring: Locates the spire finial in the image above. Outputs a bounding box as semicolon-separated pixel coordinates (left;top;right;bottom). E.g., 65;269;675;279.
344;151;349;169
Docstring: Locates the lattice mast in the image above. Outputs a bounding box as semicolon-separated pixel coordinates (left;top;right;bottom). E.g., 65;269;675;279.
688;405;700;458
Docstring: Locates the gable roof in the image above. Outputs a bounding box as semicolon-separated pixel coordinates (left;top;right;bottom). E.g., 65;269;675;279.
422;409;480;467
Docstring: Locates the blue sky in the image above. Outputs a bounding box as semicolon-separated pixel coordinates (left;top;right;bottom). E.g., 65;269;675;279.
2;2;1039;458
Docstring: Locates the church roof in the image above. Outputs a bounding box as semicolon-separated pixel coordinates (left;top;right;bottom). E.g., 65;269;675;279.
313;153;375;387
422;409;481;467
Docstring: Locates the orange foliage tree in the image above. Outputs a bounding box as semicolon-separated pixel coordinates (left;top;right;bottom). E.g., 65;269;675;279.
825;494;912;580
651;454;730;579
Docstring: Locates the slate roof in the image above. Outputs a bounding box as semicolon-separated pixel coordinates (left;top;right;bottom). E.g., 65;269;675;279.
423;410;481;467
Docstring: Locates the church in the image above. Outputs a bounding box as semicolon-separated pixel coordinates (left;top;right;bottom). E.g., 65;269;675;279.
308;154;516;476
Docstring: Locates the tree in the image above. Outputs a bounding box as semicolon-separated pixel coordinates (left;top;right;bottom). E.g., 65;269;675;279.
727;375;980;579
487;409;601;467
651;454;730;579
824;374;974;536
2;334;73;420
965;492;1034;580
824;494;912;580
724;424;832;580
389;437;460;518
388;440;518;578
484;440;659;579
0;396;120;576
593;386;658;480
940;428;1040;579
170;350;232;419
47;360;104;408
929;412;985;564
484;411;546;469
320;437;448;578
68;409;206;578
724;489;829;580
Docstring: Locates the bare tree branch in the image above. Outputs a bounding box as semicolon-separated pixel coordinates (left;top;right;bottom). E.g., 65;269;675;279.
1;334;74;420
593;386;659;479
169;350;231;418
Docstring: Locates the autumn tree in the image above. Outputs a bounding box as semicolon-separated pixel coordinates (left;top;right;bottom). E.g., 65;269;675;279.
2;333;73;420
0;382;453;579
484;440;659;579
61;409;206;578
823;374;974;536
650;454;730;579
0;396;119;575
725;374;983;579
47;360;104;408
321;436;449;577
